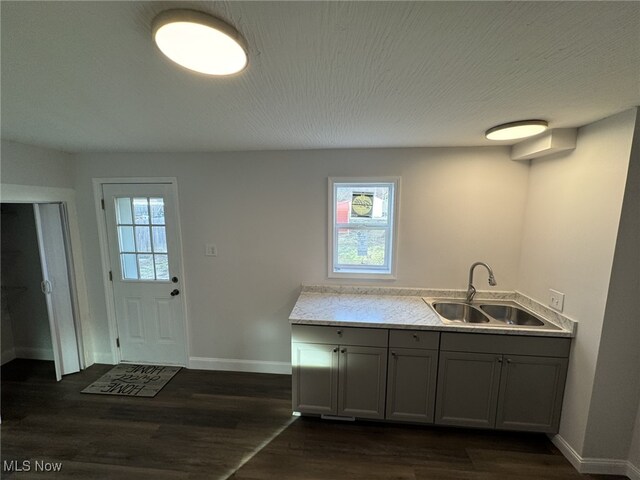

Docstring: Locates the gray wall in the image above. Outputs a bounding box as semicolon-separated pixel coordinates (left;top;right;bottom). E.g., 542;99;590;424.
516;109;636;458
582;109;640;461
1;140;74;188
1;281;16;364
0;204;53;360
73;146;529;363
630;401;640;470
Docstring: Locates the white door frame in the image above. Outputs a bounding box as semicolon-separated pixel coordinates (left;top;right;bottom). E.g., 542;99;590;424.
0;184;89;368
92;177;190;366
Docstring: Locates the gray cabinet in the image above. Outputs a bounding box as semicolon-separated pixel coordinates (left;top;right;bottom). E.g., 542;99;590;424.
291;342;338;415
386;330;439;423
435;351;502;428
291;325;388;419
435;333;570;433
495;354;568;432
338;345;388;418
291;326;571;433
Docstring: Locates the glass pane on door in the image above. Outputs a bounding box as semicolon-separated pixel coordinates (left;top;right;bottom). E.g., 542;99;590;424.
114;196;170;281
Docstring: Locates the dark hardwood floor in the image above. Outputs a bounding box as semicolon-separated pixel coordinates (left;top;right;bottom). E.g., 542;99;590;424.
1;359;627;480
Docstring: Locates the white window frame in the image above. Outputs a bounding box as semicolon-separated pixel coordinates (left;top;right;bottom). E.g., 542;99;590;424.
328;177;400;279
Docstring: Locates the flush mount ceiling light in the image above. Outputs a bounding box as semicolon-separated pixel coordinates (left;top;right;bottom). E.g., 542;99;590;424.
485;120;548;141
152;9;248;76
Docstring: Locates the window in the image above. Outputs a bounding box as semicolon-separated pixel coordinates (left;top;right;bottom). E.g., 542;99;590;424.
115;196;170;281
329;178;399;278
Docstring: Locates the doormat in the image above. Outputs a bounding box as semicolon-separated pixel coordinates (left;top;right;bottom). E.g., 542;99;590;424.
81;364;181;397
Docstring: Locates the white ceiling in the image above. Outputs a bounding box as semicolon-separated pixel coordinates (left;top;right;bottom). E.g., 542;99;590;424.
1;1;639;153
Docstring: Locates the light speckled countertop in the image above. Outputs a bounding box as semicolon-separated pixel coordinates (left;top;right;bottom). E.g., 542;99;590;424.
289;286;576;338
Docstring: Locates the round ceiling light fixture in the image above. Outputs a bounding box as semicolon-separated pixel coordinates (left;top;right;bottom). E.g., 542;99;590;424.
485;120;548;141
152;9;248;76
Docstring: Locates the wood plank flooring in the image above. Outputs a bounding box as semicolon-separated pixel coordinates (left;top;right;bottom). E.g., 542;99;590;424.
1;359;627;480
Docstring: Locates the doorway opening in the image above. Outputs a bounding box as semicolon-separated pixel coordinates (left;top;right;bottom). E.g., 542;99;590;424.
1;202;84;380
96;181;188;367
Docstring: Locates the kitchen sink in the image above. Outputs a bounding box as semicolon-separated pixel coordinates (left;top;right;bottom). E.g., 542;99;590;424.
426;298;561;330
432;302;489;323
479;304;544;326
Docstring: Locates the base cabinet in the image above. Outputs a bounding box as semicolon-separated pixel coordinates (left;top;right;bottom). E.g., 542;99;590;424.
292;325;388;419
292;326;570;433
337;346;388;418
434;351;502;428
435;333;570;433
291;342;338;415
385;330;440;423
495;355;568;432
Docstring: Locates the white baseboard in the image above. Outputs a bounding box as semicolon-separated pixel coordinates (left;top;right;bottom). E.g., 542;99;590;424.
14;347;53;361
92;352;116;365
1;348;16;365
550;434;634;477
189;356;291;375
627;461;640;480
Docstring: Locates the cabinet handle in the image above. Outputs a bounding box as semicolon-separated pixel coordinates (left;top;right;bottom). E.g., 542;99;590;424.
391;351;397;357
336;330;343;336
333;348;338;353
506;358;512;363
497;357;503;363
341;349;346;354
412;334;419;341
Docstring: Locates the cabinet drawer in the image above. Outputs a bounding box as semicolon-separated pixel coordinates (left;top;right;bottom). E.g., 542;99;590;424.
292;324;388;347
389;330;439;349
440;332;571;358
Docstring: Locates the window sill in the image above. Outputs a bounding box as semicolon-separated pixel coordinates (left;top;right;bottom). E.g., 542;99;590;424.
328;271;397;281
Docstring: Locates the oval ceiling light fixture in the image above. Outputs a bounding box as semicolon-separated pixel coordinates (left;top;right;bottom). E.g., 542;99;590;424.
152;9;248;76
485;120;548;141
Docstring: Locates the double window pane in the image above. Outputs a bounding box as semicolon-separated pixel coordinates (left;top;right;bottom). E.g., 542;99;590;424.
331;181;396;275
115;197;169;281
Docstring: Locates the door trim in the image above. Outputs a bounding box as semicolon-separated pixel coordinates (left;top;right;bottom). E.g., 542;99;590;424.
92;177;190;366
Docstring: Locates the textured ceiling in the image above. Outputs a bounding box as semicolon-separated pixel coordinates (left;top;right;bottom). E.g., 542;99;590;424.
1;1;639;153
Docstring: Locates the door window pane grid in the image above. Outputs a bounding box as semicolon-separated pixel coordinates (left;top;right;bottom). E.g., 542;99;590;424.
115;196;169;281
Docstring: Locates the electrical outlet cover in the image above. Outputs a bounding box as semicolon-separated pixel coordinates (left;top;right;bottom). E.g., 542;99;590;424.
549;289;565;312
205;244;217;256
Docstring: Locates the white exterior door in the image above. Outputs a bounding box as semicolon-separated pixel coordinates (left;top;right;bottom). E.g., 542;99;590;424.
102;183;186;366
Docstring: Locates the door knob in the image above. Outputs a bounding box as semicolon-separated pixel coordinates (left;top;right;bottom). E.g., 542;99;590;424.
170;289;180;296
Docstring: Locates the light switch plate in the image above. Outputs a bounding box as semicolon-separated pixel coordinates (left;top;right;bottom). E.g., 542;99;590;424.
549;289;565;312
205;244;217;256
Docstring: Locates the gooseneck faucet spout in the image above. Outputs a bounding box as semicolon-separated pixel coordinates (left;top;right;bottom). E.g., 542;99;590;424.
466;262;497;303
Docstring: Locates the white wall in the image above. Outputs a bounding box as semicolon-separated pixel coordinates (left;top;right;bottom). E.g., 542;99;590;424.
1;204;53;360
73;147;528;365
1;140;74;188
517;109;637;458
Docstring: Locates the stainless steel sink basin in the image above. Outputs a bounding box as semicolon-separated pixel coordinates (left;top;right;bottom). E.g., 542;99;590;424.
432;302;489;323
425;298;561;330
479;304;544;326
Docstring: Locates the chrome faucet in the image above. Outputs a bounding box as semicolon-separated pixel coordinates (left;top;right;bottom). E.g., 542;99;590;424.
466;262;497;303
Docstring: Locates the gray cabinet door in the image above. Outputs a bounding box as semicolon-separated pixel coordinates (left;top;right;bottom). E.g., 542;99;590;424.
435;351;502;428
386;348;438;423
496;355;568;433
292;342;338;415
338;346;388;419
